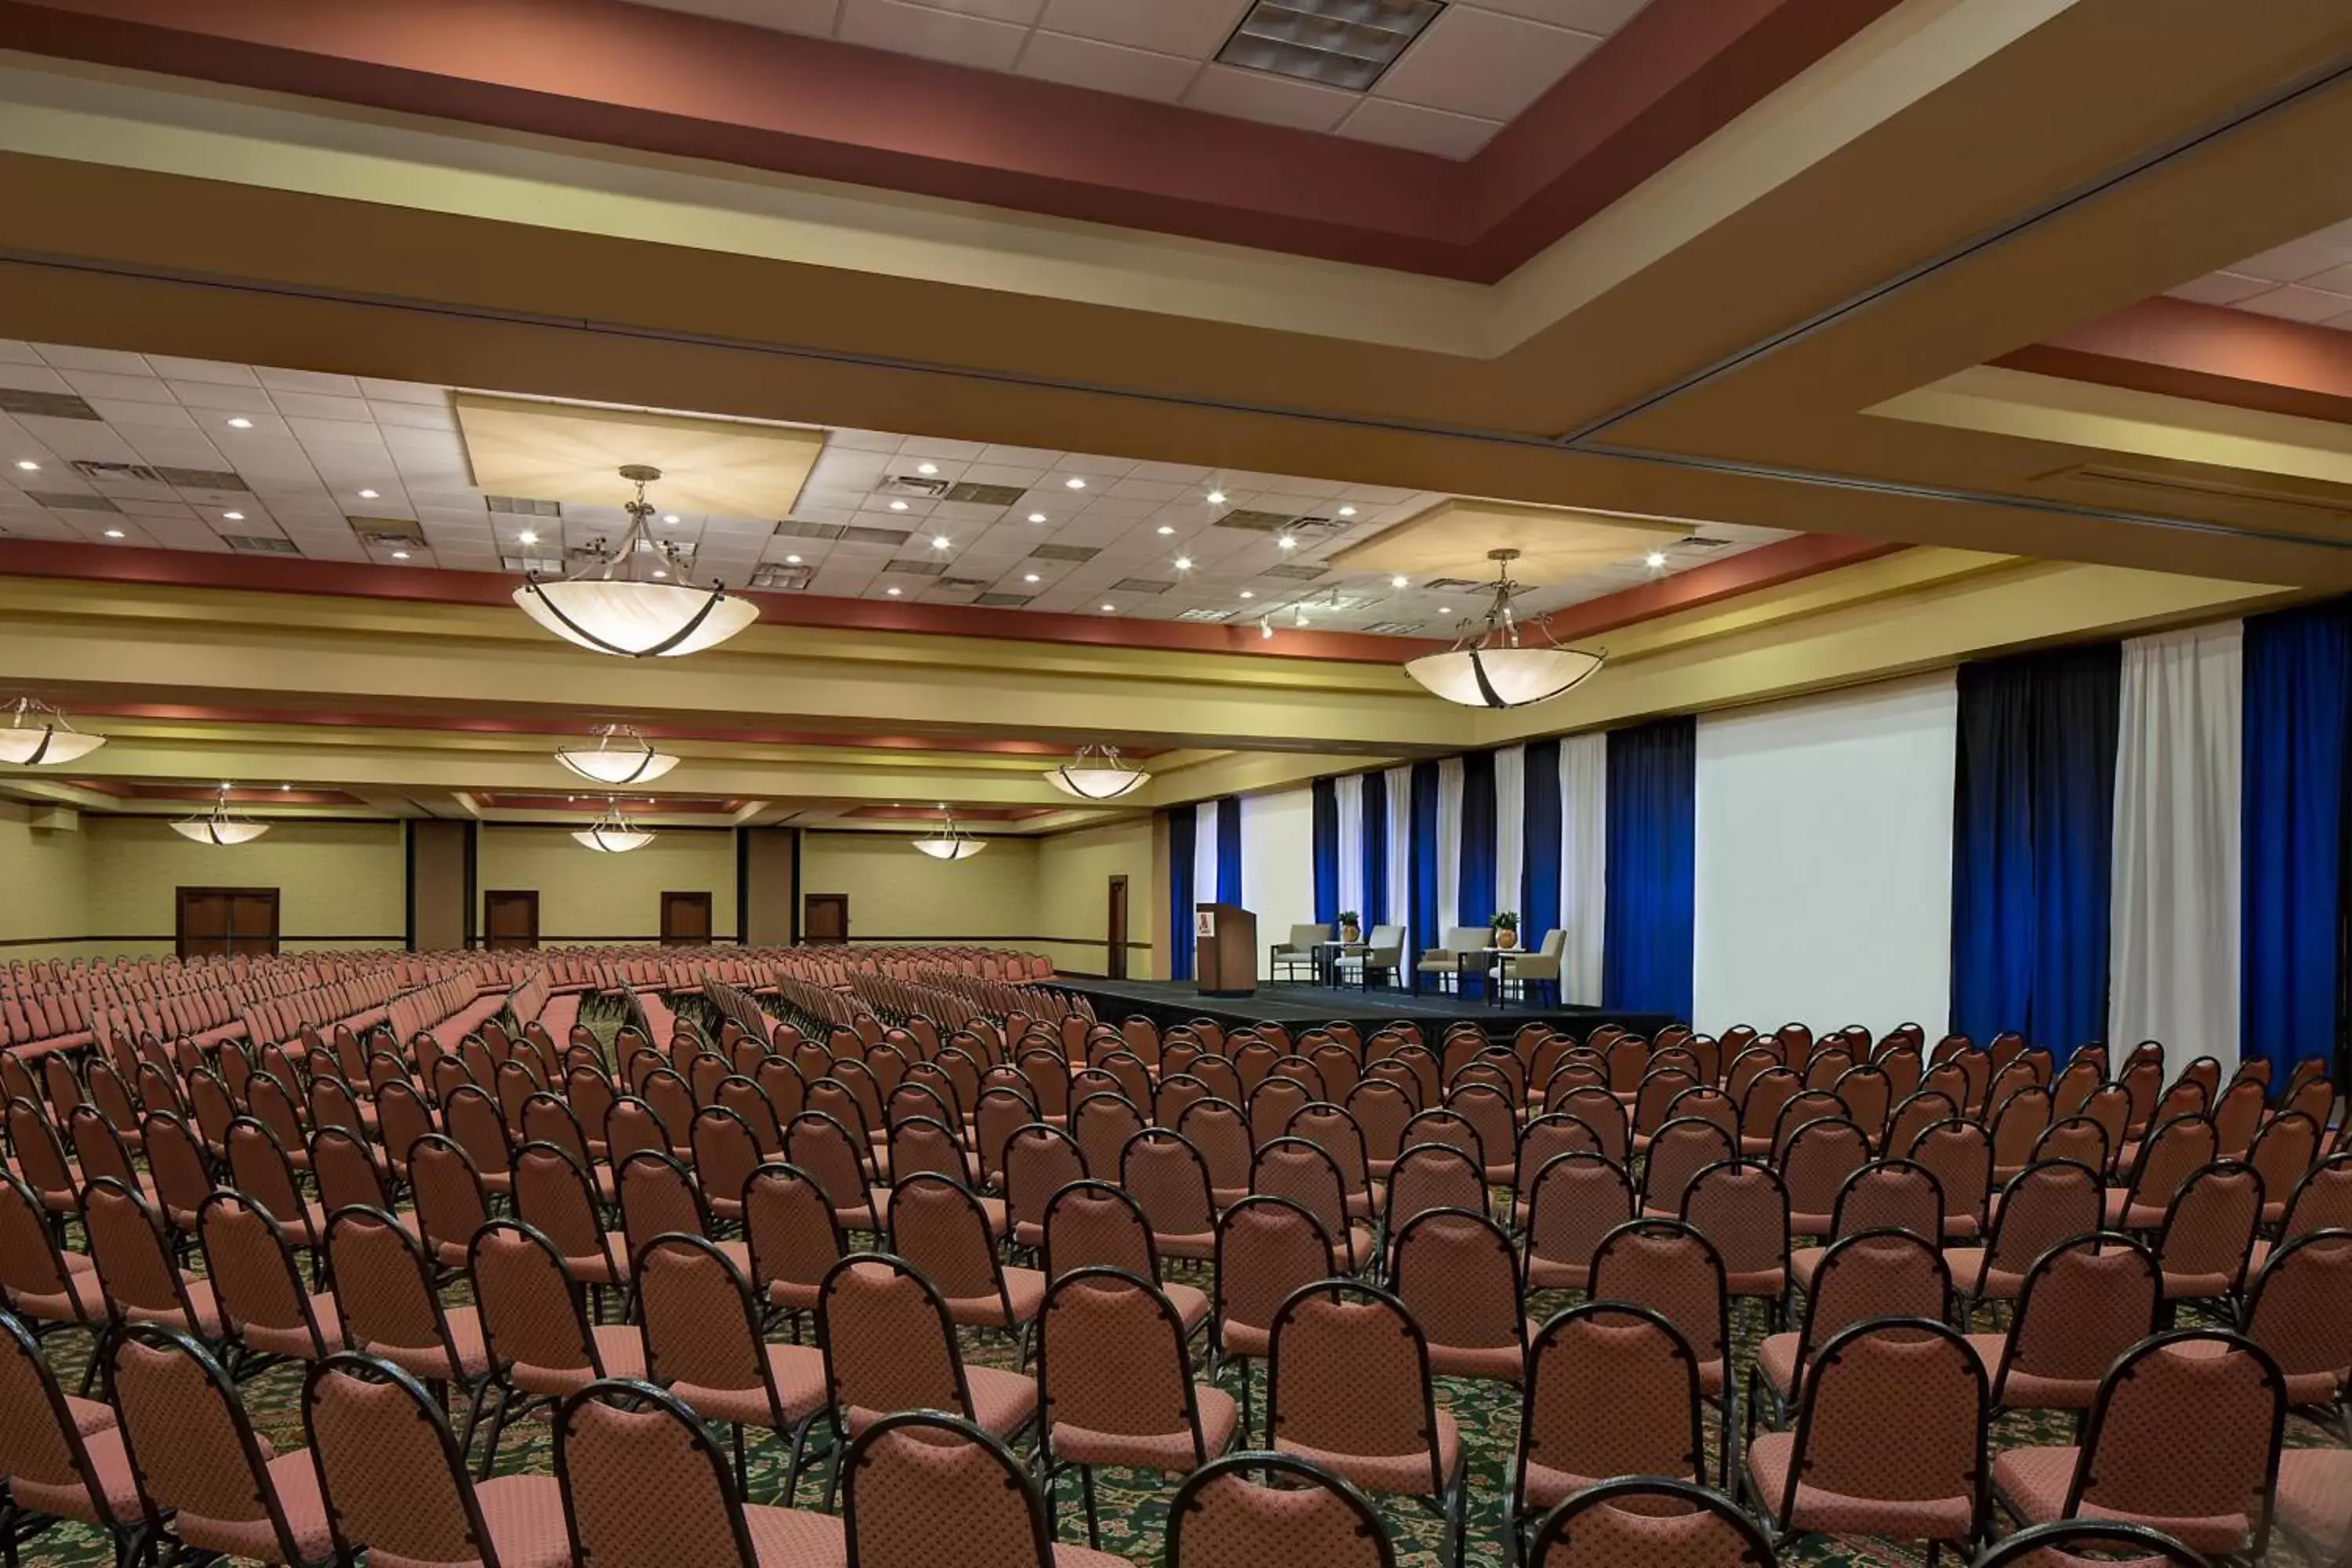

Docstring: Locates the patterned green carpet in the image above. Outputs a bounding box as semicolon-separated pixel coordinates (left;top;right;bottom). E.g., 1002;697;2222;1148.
15;1000;2343;1566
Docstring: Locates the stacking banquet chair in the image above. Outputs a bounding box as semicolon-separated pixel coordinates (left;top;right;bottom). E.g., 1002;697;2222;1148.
1743;1317;1987;1566
1680;1158;1791;1321
743;1161;847;1342
1512;1302;1706;1560
304;1351;572;1568
0;1308;151;1568
887;1172;1044;1340
815;1253;1040;1508
631;1232;830;1505
1991;1329;2287;1558
1042;1178;1211;1334
843;1410;1128;1568
2151;1159;2263;1309
82;1177;227;1348
1972;1520;2210;1568
1388;1207;1530;1383
0;1168;107;1355
2271;1444;2352;1568
554;1379;845;1568
323;1205;506;1469
1752;1229;1947;1428
1947;1158;2102;1329
1167;1452;1396;1568
197;1189;345;1368
1034;1268;1240;1548
1588;1219;1733;1480
1210;1194;1335;1431
106;1322;339;1566
1524;1477;1780;1568
469;1220;646;1420
2236;1229;2352;1428
1968;1232;2161;1417
1265;1279;1469;1566
1520;1152;1633;1295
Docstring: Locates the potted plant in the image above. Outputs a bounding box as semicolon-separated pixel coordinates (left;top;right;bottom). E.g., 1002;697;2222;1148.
1490;910;1519;949
1337;910;1361;943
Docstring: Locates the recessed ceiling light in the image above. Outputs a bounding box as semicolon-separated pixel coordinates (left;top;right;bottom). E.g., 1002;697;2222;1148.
1156;525;1175;535
222;510;245;522
783;553;802;564
1338;505;1358;517
358;488;379;500
13;459;37;472
1174;557;1193;571
1100;603;1116;612
1023;573;1040;584
1438;605;1452;614
517;529;539;546
1240;590;1255;600
652;568;667;579
1064;477;1087;490
886;586;902;596
662;514;681;524
103;528;125;539
1645;551;1668;568
1276;535;1296;550
889;500;909;513
1391;575;1408;588
226;417;252;430
281;782;292;791
931;535;951;550
390;550;409;560
916;461;938;476
1027;512;1048;524
1207;490;1226;505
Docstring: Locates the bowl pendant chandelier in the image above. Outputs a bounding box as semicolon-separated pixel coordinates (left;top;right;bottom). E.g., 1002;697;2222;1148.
171;785;270;844
573;798;655;853
554;724;679;786
911;808;986;860
0;698;107;766
1403;548;1604;710
1044;742;1149;800
513;465;760;658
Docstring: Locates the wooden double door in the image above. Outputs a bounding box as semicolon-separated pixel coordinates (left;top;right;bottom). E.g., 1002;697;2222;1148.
176;887;279;959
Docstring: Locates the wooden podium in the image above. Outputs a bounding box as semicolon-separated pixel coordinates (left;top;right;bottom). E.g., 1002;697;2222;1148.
1194;902;1258;997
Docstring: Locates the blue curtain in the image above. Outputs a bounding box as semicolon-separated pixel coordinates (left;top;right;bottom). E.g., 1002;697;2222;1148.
1459;750;1497;927
2242;601;2350;1081
1311;778;1340;924
1410;760;1441;964
1523;738;1563;938
1167;808;1196;982
1363;771;1388;928
1216;797;1243;906
1950;644;2121;1051
1604;718;1696;1019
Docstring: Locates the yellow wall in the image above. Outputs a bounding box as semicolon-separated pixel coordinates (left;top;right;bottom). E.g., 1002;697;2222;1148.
82;817;405;955
477;824;736;943
1035;819;1156;978
798;830;1039;946
0;800;90;955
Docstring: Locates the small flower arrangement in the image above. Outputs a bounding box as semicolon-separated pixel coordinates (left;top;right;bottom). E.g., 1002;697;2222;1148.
1490;910;1519;949
1336;910;1361;942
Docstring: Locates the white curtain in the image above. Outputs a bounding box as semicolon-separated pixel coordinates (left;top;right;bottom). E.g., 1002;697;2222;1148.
1560;733;1608;1004
1436;756;1464;935
1383;764;1412;935
1192;800;1219;913
1494;745;1526;922
1334;774;1364;920
2109;622;2242;1069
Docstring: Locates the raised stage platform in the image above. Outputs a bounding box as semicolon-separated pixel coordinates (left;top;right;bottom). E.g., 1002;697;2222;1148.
1049;977;1675;1043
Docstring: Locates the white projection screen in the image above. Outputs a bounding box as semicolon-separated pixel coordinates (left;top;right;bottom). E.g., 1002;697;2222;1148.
1693;672;1957;1038
1240;788;1318;980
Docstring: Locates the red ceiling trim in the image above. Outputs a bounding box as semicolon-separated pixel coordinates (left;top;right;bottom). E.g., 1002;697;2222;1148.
1538;533;1907;644
0;0;1900;282
844;804;1052;822
476;792;739;812
1994;297;2352;426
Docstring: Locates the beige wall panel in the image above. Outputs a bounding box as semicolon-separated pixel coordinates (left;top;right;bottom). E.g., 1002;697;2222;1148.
83;818;404;953
1034;819;1155;978
797;833;1038;947
408;819;469;953
477;825;737;944
0;801;90;955
741;826;796;948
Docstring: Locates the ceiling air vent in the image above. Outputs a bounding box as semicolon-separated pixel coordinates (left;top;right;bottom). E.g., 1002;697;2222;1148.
25;491;119;513
1360;620;1423;634
485;495;562;517
750;562;813;590
882;558;946;576
880;474;949;498
223;534;299;554
1213;508;1294;532
1029;543;1099;562
943;481;1026;507
774;518;846;540
974;592;1033;608
1109;577;1174;594
502;554;564;575
938;575;990;591
1422;576;1486;593
154;466;247;492
1674;535;1734;552
1218;0;1443;93
71;460;163;486
0;389;99;420
839;525;913;547
1261;563;1326;581
348;516;425;546
1175;607;1233;622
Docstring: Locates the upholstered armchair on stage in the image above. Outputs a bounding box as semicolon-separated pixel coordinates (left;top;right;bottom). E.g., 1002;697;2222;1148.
1502;927;1566;1005
1270;923;1331;983
1335;924;1406;990
1413;926;1490;993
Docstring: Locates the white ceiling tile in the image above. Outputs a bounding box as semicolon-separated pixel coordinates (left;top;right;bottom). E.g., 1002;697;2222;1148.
1035;0;1247;55
368;400;459;430
626;0;844;28
289;419;391;449
895;434;991;459
142;355;260;387
1017;30;1198;100
837;0;1027;68
34;344;152;375
2163;272;2276;307
2235;285;2352;324
1125;461;1215;485
1461;0;1648;31
271;391;375;423
254;366;365;397
1374;5;1599;118
166;381;279;415
824;428;906;452
0;362;73;394
86;399;198;430
2300;260;2352;296
60;371;177;405
1335;96;1501;159
907;0;1044;20
1181;64;1356;132
0;341;41;365
2230;230;2352;285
